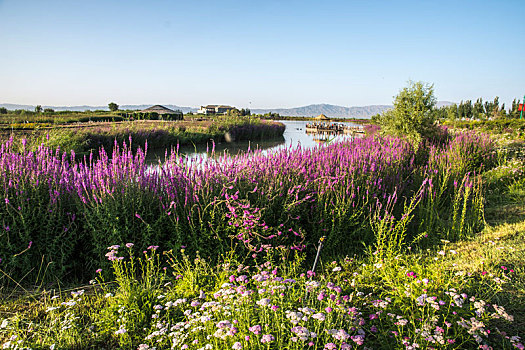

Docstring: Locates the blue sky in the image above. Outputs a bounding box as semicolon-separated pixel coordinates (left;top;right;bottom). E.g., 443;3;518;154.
0;0;523;108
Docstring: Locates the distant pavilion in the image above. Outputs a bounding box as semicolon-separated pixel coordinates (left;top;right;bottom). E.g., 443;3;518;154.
139;105;183;120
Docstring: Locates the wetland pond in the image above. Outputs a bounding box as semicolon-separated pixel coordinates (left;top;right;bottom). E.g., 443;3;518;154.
145;120;361;163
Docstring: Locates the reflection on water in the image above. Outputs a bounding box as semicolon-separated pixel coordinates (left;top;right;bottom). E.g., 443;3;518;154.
145;120;361;163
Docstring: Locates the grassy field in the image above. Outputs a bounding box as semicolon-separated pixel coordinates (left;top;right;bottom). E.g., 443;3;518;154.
0;124;524;349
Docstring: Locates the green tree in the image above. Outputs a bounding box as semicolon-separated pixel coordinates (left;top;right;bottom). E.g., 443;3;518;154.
0;107;7;114
445;104;458;121
458;100;472;119
108;102;119;112
473;98;484;120
509;98;521;119
35;105;42;113
376;81;437;146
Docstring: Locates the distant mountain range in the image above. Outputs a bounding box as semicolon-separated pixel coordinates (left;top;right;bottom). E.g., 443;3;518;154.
251;104;392;118
0;102;454;119
0;103;198;114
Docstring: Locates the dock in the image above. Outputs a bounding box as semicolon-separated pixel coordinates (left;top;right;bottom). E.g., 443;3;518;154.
305;122;364;135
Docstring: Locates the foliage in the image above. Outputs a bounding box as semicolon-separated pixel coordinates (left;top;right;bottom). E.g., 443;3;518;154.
0;121;524;348
0;132;494;283
375;81;438;146
0;242;522;349
108;102;119;112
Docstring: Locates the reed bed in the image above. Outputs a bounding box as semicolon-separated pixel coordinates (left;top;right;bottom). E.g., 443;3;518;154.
0;131;495;284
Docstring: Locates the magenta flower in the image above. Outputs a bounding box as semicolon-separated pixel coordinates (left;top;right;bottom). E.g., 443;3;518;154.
261;334;275;343
249;325;262;335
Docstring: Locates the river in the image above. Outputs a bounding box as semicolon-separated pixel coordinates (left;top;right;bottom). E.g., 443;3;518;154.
145;120;361;163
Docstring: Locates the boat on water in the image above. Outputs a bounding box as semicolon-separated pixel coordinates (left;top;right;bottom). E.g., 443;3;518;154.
305;122;364;135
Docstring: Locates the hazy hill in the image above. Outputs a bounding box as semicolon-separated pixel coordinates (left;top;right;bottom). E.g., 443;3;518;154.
0;102;454;118
0;103;197;113
252;104;393;118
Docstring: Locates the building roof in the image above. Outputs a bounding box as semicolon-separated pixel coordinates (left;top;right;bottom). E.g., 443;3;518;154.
139;105;180;114
203;105;234;109
316;113;329;120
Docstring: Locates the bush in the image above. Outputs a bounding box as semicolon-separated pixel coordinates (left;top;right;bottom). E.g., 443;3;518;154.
376;81;440;146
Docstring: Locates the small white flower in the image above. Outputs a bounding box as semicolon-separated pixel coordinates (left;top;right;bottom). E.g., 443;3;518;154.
115;327;127;335
332;266;342;272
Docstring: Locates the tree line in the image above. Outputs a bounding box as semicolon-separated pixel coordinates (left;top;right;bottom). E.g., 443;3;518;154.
435;97;523;121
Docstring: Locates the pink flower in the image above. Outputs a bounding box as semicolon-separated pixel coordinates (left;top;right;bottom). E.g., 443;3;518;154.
261;334;275;343
249;325;262;334
351;335;365;345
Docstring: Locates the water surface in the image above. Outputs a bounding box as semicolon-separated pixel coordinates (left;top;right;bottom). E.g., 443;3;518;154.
146;120;360;163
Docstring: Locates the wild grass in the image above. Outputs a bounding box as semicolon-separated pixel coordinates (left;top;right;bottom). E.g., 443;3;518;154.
0;129;524;348
0;118;285;155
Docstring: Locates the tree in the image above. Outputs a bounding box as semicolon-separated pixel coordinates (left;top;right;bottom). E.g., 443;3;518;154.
35;105;42;113
458;100;472;120
0;107;7;114
43;108;55;113
473;98;484;120
108;102;119;112
376;81;437;146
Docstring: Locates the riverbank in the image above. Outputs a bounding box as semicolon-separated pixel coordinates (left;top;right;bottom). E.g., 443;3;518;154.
0;125;524;348
0;117;285;155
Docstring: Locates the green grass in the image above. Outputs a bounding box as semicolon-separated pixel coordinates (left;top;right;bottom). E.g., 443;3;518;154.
0;117;285;155
1;171;524;348
0;130;524;349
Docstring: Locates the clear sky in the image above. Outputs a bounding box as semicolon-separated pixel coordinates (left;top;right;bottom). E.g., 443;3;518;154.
0;0;523;109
